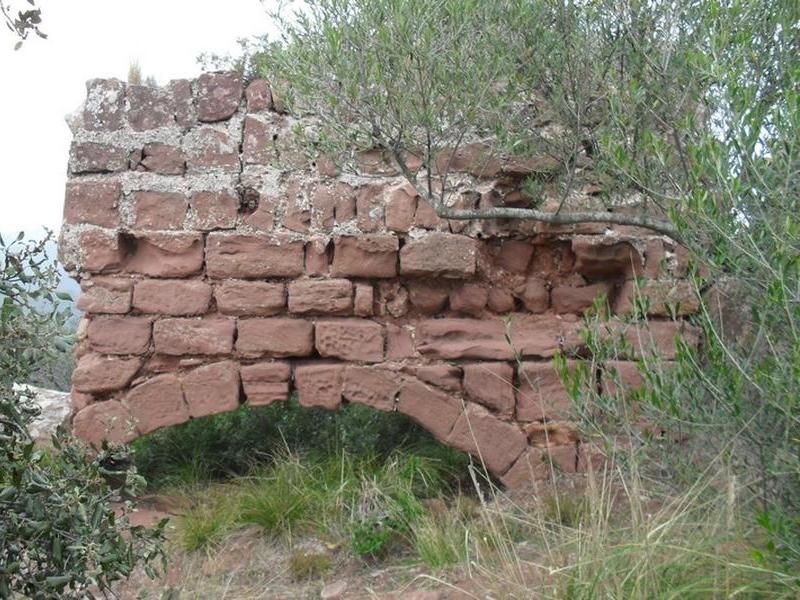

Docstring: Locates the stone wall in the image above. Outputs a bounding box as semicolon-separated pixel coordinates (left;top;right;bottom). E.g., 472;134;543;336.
59;72;699;487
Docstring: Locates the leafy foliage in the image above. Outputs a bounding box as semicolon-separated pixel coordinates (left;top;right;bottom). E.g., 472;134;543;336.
0;232;166;597
0;0;45;50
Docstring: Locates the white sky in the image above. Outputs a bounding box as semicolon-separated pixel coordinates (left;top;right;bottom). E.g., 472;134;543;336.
0;0;277;235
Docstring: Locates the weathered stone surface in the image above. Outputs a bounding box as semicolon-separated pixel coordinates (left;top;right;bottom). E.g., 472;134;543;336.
127;84;175;130
288;279;353;315
552;282;613;314
242;116;275;165
305;239;329;275
331;235;398;278
84;78;125;131
132;191;189;230
615;279;699;316
572;238;643;279
182;361;240;418
449;284;488;316
515;278;549;313
169;79;195;128
315;319;384;362
407;282;450;314
124;233;204;277
342;366;400;411
64;181;121;228
310;182;354;231
385;184;417;232
495;240;535;273
400;233;476;278
354;283;374;316
245;79;272;112
77;277;132;314
516;361;578;422
70;142;127;173
72;400;138;445
386;323;416;359
206;233;305;278
241;361;291;405
487;288;515;313
153;318;235;355
524;420;580;448
72;354;142;393
446;404;527;474
435;143;503;178
608;319;700;360
190;191;238;229
80;230;125;272
236;318;314;357
124;374;188;435
87;316;151;354
185;126;239;171
133;279;212;315
510;314;582;357
601;360;644;396
375;281;409;317
500;447;548;489
416;319;510;360
215;281;286;316
295;363;343;409
462;362;515;417
196;72;243;122
409;365;463;393
397;380;462;442
131;143;185;175
355;184;385;232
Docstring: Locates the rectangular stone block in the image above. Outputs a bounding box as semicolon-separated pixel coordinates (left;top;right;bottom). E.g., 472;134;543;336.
241;361;291;405
614;280;699;317
446;403;527;474
72;353;142;393
133;279;212;315
182;361;240;418
132;191;189;230
330;235;398;278
124;233;204;277
315;319;384;362
64;181;121;228
153;318;235;355
215;280;286;316
397;380;461;442
294;363;343;409
236;318;314;357
69;142;127;174
80;230;126;272
124;374;189;435
206;233;304;279
288;279;353;315
516;360;579;422
342;366;400;411
131;143;185;175
190;191;238;229
400;233;476;278
462;362;515;417
551;283;613;314
415;318;510;360
77;277;132;314
87;316;152;355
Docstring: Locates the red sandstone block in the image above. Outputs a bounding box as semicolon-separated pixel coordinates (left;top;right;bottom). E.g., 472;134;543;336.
413;198;448;230
169;79;195;128
495;240;535;273
295;363;343;409
375;281;409;318
449;284;488;316
342;366;401;411
245;78;272;111
355;184;385;232
130;143;185;175
462;362;515;417
236;318;314;357
132;191;189;230
516;361;579;422
601;360;644;396
446;403;527;474
69;142;127;174
133;279;212;315
283;179;311;233
124;233;204;277
315;319;384;362
644;239;667;278
385;184;418;232
288;279;353;315
83;79;125;131
72;400;138;446
241;361;291;405
185;126;240;171
330;235;398;278
354;283;374;316
127;84;175;130
500;447;548;489
407;281;450;314
153;318;235;355
487;288;515;313
196;72;243;122
615;279;699;317
190;191;238;229
72;353;142;393
242;116;273;165
182;361;240;418
415;318;511;360
399;233;476;278
124;374;189;435
206;233;304;279
552;282;613;314
77;277;132;314
310;182;356;230
515;278;549;313
386;323;417;359
510;314;583;358
305;239;330;275
523;421;580;448
87;316;151;354
607;319;700;360
215;280;286;316
408;364;463;392
572;237;643;279
397;380;462;442
64;182;121;228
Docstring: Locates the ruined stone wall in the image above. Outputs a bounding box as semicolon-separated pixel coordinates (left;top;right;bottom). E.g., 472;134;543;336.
59;72;699;487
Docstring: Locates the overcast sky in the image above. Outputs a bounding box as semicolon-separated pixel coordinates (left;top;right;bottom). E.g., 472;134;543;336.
0;0;276;235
